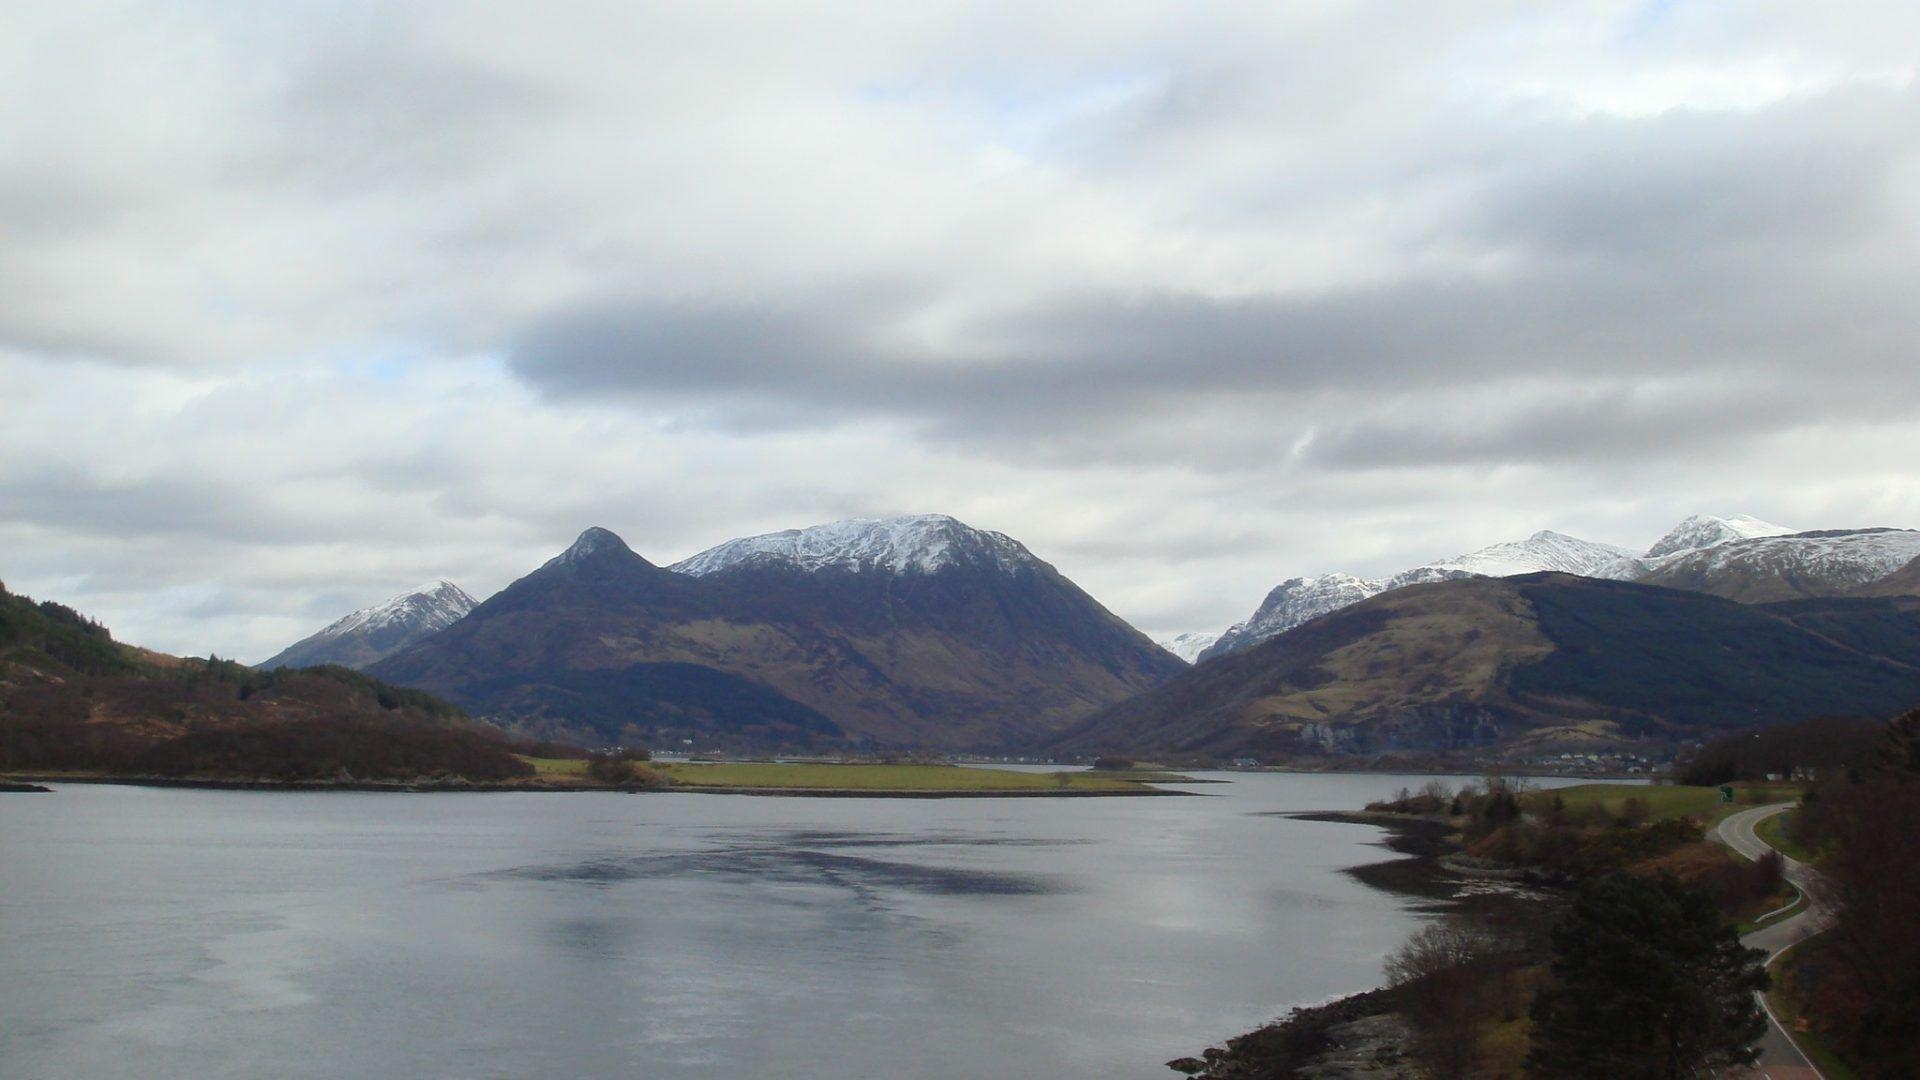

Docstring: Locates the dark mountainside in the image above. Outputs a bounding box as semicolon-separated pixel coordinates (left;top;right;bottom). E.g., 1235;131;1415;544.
1056;573;1920;762
0;581;530;782
371;525;1184;751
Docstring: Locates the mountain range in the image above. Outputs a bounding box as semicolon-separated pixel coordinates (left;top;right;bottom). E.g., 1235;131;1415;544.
1195;514;1920;661
367;516;1183;751
1060;573;1920;763
246;508;1920;762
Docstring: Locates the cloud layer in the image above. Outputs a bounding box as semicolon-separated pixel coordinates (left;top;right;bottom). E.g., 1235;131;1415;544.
4;1;1919;658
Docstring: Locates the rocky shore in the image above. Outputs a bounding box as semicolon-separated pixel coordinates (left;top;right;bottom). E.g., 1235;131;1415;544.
1171;810;1565;1078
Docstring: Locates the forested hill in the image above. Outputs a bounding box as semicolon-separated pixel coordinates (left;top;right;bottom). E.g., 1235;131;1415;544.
0;581;532;783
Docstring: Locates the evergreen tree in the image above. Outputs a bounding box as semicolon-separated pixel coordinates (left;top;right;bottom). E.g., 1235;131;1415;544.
1528;872;1768;1078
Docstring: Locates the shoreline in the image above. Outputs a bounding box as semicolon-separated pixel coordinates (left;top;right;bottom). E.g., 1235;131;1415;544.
1170;809;1565;1077
1;773;1196;797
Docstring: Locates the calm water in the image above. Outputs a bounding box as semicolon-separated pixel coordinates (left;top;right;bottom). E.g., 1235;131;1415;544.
0;773;1583;1079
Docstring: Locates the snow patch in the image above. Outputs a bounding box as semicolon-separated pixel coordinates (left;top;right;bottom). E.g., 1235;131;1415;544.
671;514;1039;577
1156;632;1221;664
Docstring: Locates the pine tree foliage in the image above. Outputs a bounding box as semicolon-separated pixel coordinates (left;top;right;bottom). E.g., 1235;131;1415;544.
1528;872;1768;1078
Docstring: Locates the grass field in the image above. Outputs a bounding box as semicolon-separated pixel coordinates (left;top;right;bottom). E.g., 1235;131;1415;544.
521;756;593;781
1523;782;1803;824
1756;809;1819;863
652;761;1146;792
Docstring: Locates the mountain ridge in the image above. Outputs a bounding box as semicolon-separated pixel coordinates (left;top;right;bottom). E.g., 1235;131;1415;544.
1060;573;1920;763
1199;528;1635;661
372;519;1183;751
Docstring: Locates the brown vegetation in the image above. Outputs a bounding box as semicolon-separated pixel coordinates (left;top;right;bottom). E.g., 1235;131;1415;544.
1786;707;1920;1076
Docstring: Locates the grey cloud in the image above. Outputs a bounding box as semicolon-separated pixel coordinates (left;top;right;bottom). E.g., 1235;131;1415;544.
8;2;1920;654
0;468;302;544
1465;87;1919;262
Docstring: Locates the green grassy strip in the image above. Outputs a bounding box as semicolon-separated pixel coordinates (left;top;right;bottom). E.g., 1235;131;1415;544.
1756;809;1820;864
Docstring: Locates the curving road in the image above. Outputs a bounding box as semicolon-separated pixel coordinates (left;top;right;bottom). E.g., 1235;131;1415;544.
1716;802;1835;1080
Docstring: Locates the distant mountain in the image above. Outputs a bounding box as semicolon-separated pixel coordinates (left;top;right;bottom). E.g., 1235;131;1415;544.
1200;530;1634;660
261;581;476;670
1157;632;1220;664
372;517;1183;751
1058;573;1920;763
1622;528;1920;604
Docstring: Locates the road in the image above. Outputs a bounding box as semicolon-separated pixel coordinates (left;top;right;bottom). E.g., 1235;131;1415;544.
1716;802;1835;1080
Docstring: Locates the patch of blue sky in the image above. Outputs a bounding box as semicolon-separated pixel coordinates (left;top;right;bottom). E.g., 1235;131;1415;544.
1620;0;1684;44
327;341;430;383
859;68;1166;158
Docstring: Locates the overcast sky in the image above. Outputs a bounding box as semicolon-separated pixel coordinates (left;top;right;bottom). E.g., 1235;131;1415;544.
5;1;1919;661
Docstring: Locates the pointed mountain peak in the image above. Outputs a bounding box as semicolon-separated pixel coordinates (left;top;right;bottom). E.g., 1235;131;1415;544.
538;526;650;573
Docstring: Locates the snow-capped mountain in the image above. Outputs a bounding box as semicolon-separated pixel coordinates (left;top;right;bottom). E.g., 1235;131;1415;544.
1424;531;1637;578
1633;527;1920;603
1199;513;1920;661
1595;513;1797;579
261;580;477;670
1200;574;1390;660
671;514;1037;577
1156;632;1221;664
372;522;1184;752
1200;531;1634;661
1644;514;1795;559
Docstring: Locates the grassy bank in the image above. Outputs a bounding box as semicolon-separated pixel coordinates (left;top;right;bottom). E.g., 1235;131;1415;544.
1755;809;1819;863
517;756;1171;793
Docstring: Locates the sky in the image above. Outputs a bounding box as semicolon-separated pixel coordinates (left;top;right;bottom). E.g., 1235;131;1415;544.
4;1;1920;661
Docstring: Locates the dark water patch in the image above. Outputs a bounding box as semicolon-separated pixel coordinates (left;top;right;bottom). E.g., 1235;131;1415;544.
487;846;1066;899
768;829;1087;851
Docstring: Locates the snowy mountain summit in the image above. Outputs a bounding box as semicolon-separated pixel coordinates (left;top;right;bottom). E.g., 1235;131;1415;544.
261;580;477;670
1428;531;1636;578
1644;514;1795;559
671;514;1040;577
1595;514;1797;579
